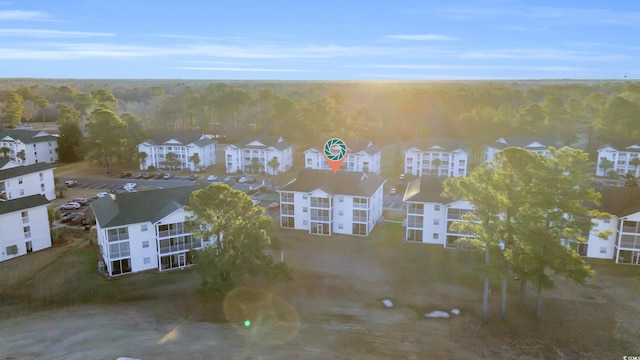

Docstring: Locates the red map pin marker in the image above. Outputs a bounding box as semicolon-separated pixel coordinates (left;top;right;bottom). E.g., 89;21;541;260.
323;138;347;173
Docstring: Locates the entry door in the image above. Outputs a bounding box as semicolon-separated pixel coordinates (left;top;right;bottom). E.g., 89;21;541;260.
26;241;33;253
178;253;186;267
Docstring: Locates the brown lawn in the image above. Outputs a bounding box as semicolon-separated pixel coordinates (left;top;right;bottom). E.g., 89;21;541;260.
0;223;638;359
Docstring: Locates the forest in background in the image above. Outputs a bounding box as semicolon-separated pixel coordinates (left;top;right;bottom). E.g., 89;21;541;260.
1;79;640;162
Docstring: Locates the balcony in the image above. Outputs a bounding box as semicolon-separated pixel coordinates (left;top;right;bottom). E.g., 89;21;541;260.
158;229;190;238
618;235;640;249
281;209;295;216
353;202;368;209
353;216;368;223
310;215;331;222
159;241;201;254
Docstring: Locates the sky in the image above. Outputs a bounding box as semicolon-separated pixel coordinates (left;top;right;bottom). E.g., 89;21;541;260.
1;0;639;80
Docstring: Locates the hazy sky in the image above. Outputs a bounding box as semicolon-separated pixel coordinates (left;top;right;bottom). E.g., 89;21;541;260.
1;0;639;80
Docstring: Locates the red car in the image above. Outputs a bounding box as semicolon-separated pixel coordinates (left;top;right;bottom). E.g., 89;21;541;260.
268;202;280;210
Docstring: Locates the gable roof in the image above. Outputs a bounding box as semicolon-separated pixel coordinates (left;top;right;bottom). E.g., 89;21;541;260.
0;129;57;144
0;194;49;215
597;143;640;153
406;138;468;153
279;169;385;197
229;136;292;151
403;176;450;203
307;139;380;155
489;136;558;150
91;186;202;228
590;186;640;217
143;132;215;147
0;162;54;181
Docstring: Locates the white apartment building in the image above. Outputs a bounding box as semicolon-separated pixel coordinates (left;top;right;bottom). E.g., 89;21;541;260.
0;159;56;201
278;169;385;237
402;176;474;247
91;186;216;277
404;139;469;178
0;129;58;165
224;136;293;175
596;144;640;177
485;136;558;162
0;194;51;263
304;139;381;174
138;132;217;171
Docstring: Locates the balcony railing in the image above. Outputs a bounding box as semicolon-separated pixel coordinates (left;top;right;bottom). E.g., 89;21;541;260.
159;241;201;254
310;215;330;222
619;235;640;249
353;202;368;209
406;220;422;228
158;229;190;238
407;208;423;215
621;227;639;233
281;209;294;216
353;216;368;223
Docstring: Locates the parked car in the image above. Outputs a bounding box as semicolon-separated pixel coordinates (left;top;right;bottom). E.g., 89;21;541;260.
389;188;397;195
60;202;81;210
252;199;261;206
163;173;174;180
64;180;78;188
206;175;218;182
268;202;280;210
124;187;137;192
96;192;110;198
72;197;89;205
61;213;75;223
238;177;248;183
124;183;137;189
399;173;405;181
120;172;132;178
223;176;234;184
133;173;143;179
246;177;257;184
142;173;152;179
154;173;164;179
189;174;198;181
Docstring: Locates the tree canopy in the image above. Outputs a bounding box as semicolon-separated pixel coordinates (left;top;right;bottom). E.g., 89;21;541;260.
185;183;292;299
443;147;607;318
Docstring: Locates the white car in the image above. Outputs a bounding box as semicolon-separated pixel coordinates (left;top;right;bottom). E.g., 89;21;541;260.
60;202;81;210
96;192;110;198
238;177;247;183
389;188;397;195
124;183;137;189
206;175;218;182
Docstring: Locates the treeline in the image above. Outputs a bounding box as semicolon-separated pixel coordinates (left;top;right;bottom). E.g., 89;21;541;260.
2;81;640;160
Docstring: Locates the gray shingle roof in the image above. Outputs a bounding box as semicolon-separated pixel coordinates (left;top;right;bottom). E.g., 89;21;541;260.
489;136;558;150
144;132;215;146
279;169;385;197
597;144;640;152
230;136;292;151
0;162;54;181
0;129;57;144
406;138;468;152
589;186;640;217
403;176;450;203
0;194;50;215
307;139;380;155
91;186;202;228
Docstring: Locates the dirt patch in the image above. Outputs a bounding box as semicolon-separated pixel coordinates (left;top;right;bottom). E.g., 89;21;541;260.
0;224;639;359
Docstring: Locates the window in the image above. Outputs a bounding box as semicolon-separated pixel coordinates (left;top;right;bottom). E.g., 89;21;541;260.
338;210;344;216
142;241;149;248
107;227;130;242
303;220;308;226
18;177;23;184
144;257;151;265
39;172;44;181
23;226;31;239
281;192;294;203
339;196;344;203
433;233;439;240
19;189;24;196
600;247;607;254
603;219;611;224
303;207;308;213
338;224;343;229
109;242;131;258
434;219;439;225
40;183;45;192
303;194;308;199
434;205;440;211
111;258;132;275
141;224;148;232
6;245;18;255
